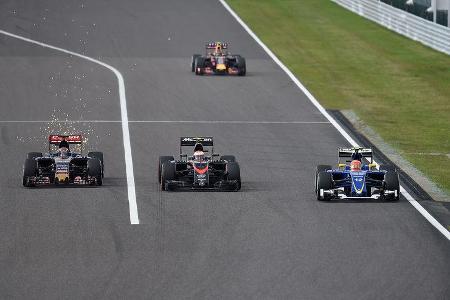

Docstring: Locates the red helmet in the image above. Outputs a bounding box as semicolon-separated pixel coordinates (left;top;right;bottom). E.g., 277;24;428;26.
350;160;361;171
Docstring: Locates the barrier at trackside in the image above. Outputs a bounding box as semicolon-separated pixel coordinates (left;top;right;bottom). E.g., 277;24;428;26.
332;0;450;55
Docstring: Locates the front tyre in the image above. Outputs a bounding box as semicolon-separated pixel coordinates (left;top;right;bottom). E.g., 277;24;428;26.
88;152;104;178
23;158;37;187
158;156;174;183
227;162;241;191
315;165;332;193
194;57;205;75
88;158;102;186
316;171;333;201
161;162;176;191
384;171;400;201
236;56;246;76
191;54;201;72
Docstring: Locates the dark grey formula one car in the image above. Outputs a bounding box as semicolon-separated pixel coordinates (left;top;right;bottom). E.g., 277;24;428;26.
23;134;104;187
158;137;241;191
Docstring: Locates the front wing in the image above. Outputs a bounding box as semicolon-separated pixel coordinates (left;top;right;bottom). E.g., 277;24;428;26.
164;179;240;191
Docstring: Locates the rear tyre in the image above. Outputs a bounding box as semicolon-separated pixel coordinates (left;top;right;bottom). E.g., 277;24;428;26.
191;54;201;72
316;171;333;201
23;158;37;187
220;155;236;162
384;171;400;201
161;162;176;191
88;152;104;178
194;57;205;75
227;162;241;191
88;158;102;186
236;56;246;76
27;152;42;159
158;156;174;183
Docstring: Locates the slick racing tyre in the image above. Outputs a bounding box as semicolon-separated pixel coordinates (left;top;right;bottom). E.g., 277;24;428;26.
191;54;201;72
161;162;176;191
227;162;241;191
88;158;102;186
194;57;205;75
315;165;332;193
88;152;104;178
158;156;174;183
235;55;246;76
23;158;37;187
220;155;236;162
27;152;42;159
384;171;400;201
316;171;333;201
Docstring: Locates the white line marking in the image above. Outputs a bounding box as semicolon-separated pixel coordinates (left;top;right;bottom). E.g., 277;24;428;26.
0;29;139;225
0;120;330;124
220;0;450;240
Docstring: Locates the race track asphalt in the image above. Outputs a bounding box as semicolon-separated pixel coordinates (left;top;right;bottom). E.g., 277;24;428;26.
0;1;449;299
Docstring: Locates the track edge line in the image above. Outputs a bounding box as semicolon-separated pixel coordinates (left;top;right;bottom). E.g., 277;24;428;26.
219;0;449;240
0;29;139;225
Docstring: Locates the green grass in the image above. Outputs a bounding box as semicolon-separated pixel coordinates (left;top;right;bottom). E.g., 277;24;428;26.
227;0;450;195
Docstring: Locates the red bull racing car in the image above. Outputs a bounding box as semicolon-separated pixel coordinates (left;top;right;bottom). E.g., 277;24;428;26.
158;137;241;191
315;147;400;201
22;134;104;187
191;42;246;76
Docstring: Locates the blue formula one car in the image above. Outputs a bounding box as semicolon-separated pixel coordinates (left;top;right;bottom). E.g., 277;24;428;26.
315;147;400;201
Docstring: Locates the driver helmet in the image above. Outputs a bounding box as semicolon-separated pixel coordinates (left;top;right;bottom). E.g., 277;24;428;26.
59;147;69;159
350;160;362;171
194;143;204;152
351;152;362;162
59;139;70;150
215;42;222;54
193;151;205;162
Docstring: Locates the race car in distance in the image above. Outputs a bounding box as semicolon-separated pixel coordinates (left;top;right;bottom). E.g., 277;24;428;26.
158;137;241;191
22;134;104;187
191;42;246;76
315;147;400;201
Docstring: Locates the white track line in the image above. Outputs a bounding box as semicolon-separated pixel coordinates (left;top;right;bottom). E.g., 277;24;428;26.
0;120;329;124
220;0;450;240
0;29;139;225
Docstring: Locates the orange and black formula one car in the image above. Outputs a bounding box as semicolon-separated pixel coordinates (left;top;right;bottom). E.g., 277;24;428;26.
191;42;246;76
158;137;241;191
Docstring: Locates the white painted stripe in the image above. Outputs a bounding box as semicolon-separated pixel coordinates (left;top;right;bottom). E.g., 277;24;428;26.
0;29;139;224
220;0;449;239
401;187;450;239
0;120;330;124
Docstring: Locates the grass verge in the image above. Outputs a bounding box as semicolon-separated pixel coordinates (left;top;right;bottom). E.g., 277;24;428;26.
227;0;450;195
